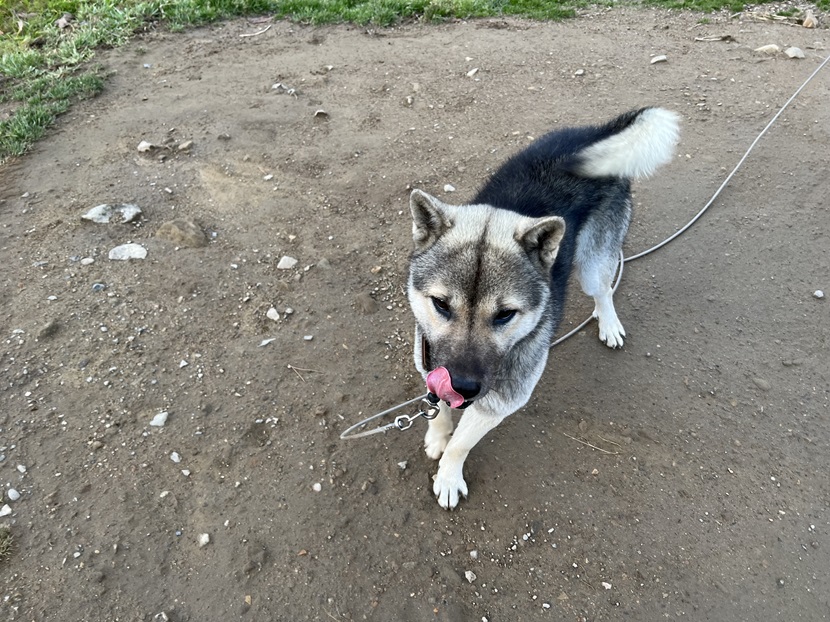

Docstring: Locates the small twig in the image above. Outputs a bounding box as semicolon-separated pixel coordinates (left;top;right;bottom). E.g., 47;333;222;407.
287;364;321;373
287;365;305;382
597;435;622;448
286;364;322;383
562;433;618;455
240;24;272;38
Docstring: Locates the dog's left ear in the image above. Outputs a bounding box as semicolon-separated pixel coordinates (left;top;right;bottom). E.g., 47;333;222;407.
517;216;566;272
410;190;452;252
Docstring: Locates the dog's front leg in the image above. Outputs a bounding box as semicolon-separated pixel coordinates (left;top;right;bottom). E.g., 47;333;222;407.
433;406;503;509
424;401;454;460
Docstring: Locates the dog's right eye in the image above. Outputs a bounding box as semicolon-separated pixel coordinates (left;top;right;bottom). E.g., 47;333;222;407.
431;297;451;319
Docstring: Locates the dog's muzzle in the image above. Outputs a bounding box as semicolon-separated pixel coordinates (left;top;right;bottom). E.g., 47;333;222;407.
423;338;476;409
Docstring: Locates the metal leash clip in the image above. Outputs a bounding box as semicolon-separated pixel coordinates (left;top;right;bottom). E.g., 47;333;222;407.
393;396;440;431
340;393;440;440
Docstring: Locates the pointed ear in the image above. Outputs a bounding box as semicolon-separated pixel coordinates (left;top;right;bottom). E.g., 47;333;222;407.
517;216;566;272
410;190;452;251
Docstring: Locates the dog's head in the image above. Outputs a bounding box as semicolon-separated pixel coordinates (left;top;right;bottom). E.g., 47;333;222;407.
407;189;565;404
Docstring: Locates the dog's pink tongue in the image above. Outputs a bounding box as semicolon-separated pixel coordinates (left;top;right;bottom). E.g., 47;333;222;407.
426;367;465;408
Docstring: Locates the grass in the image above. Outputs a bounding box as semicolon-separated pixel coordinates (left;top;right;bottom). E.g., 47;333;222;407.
0;0;808;161
0;525;12;561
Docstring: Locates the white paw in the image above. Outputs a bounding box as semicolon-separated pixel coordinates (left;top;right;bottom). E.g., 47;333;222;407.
432;465;468;510
598;317;626;349
424;428;450;460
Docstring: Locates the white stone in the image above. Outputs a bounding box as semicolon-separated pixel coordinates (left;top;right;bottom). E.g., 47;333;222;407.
466;68;479;78
80;257;95;265
82;203;142;224
266;307;280;321
444;184;456;192
170;452;181;463
277;256;298;270
312;482;322;492
198;533;210;547
754;44;780;55
650;55;668;64
784;47;805;59
7;488;20;502
16;464;26;474
814;290;825;299
465;570;477;583
0;504;11;517
108;243;147;261
150;412;169;427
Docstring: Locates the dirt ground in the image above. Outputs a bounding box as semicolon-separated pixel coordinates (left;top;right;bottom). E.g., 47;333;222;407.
1;7;829;621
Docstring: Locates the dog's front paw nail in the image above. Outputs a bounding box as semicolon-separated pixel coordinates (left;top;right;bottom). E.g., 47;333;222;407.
599;321;626;349
424;429;450;460
432;468;468;510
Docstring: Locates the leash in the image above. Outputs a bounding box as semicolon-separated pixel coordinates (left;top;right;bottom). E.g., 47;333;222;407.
340;393;440;439
340;51;830;439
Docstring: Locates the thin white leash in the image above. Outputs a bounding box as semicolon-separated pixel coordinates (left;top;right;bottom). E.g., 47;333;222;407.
551;50;830;348
342;52;830;438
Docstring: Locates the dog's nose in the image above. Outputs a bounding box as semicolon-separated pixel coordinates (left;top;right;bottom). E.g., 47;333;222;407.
451;376;481;400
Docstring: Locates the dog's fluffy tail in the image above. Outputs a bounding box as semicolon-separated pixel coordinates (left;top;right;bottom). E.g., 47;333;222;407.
575;107;680;180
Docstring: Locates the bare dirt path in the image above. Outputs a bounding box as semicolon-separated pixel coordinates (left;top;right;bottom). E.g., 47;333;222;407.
1;9;829;621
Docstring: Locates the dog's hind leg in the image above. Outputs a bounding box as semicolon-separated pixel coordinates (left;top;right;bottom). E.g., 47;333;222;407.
424;401;454;460
575;202;630;349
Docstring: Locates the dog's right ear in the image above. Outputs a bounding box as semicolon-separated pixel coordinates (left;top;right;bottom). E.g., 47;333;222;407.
410;190;452;251
517;216;566;273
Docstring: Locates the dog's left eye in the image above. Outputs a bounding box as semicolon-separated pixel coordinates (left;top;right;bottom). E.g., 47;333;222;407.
431;297;452;319
493;309;517;325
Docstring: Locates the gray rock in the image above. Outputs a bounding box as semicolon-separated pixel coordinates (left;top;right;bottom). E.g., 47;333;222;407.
156;220;207;248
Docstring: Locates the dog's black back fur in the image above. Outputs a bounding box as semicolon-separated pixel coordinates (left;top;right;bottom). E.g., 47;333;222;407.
472;110;641;320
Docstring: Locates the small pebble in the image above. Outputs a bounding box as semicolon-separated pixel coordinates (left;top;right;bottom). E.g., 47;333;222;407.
444;184;456;192
574;68;585;76
181;469;191;477
397;461;408;470
80;257;95;266
266;307;280;321
92;283;106;293
303;335;314;341
465;570;477;583
16;464;26;474
784;47;805;59
470;550;479;560
814;290;824;299
7;489;20;502
198;533;210;547
170;452;181;463
312;482;322;492
150;412;169;427
650;55;668;64
277;256;298;270
0;505;11;517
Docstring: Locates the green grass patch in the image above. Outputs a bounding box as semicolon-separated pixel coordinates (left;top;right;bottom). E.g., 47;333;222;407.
0;0;796;160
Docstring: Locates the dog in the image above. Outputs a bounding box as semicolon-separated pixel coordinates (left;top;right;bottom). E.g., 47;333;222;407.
407;107;679;509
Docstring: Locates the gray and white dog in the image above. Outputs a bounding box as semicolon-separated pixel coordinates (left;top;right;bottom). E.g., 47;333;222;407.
407;107;679;509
